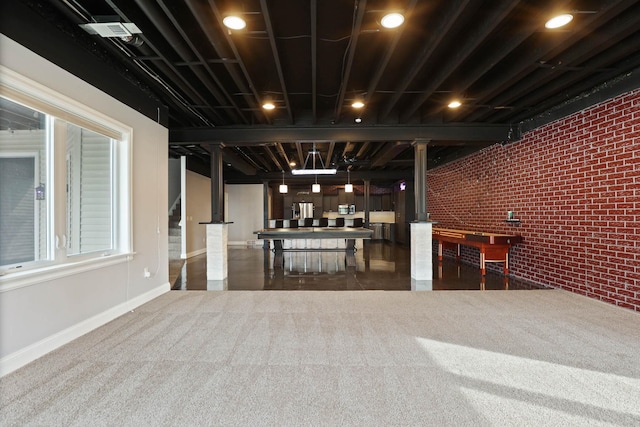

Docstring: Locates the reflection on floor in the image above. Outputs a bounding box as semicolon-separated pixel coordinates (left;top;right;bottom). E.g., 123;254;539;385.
172;241;549;291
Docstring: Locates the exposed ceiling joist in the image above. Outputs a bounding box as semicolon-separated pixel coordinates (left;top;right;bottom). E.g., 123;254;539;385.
6;0;640;181
170;124;516;144
202;144;257;175
370;142;411;168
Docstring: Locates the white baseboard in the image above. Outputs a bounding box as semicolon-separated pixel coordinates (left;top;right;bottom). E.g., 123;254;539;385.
0;282;170;377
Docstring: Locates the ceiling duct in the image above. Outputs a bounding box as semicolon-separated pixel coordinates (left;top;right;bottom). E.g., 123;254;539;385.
80;22;142;38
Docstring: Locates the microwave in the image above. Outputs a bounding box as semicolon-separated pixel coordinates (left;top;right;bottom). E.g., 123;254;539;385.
338;204;356;215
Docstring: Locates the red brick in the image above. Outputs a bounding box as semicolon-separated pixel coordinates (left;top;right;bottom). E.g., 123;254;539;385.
427;88;640;312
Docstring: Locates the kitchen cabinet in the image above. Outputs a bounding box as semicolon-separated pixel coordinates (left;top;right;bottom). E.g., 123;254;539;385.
381;194;392;211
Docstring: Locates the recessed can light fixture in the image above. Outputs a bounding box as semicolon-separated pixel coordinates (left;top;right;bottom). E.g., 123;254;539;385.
223;15;246;30
352;101;364;109
545;14;573;29
448;100;462;109
381;12;404;29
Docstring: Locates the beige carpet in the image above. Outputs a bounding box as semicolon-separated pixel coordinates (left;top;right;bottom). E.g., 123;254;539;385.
2;290;639;426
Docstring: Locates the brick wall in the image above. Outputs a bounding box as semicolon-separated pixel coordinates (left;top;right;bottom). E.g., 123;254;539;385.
427;89;640;311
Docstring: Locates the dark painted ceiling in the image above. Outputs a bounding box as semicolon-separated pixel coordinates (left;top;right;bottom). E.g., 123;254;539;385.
3;0;640;186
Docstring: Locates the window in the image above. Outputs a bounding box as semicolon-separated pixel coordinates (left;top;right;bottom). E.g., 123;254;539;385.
0;71;131;275
0;99;49;268
66;124;114;256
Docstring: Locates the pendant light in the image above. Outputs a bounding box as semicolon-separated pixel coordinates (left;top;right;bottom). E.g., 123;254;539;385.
345;169;353;193
279;170;288;193
312;173;321;193
291;143;337;175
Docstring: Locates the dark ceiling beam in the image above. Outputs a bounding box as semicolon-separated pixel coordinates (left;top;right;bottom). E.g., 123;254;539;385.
127;0;242;124
224;169;412;184
484;11;640;123
462;0;639;122
247;147;272;172
362;0;419;111
498;42;640;125
378;0;471;122
170;123;515;144
325;141;335;167
519;65;640;134
332;0;367;122
275;143;293;170
310;0;318;123
17;0;190;127
370;142;411;168
260;0;293;124
186;0;265;124
400;0;521;122
154;0;249;125
423;0;568;119
102;1;220;125
201;145;257;175
341;142;357;159
294;142;305;167
264;145;284;171
232;146;265;172
207;0;271;124
356;141;370;158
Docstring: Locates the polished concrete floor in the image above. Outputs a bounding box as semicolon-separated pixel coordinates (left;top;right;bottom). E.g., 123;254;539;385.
172;241;549;291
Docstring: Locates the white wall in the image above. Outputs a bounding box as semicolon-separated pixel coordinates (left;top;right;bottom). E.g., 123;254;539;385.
184;169;211;258
226;184;264;245
0;35;169;375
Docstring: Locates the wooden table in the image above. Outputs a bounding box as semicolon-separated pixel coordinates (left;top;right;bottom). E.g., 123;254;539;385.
254;227;373;267
432;227;522;275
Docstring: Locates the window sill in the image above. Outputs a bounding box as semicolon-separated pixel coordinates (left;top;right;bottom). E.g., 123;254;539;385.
0;253;134;293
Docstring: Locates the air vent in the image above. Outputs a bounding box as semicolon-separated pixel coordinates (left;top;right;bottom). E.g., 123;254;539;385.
80;22;142;38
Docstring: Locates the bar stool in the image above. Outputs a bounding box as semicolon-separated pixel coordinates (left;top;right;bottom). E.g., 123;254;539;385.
333;217;345;227
303;218;314;227
275;219;284;228
318;218;329;227
289;219;299;228
352;218;363;228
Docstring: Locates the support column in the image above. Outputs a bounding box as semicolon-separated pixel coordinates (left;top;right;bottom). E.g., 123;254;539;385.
411;222;433;283
364;179;370;228
201;143;231;281
410;139;432;289
206;223;228;280
413;139;429;222
209;143;224;223
262;180;270;249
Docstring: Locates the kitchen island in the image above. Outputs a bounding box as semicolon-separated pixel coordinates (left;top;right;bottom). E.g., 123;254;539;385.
254;227;373;267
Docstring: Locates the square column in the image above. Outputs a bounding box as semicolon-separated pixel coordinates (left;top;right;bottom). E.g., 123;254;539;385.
410;222;433;281
206;223;228;280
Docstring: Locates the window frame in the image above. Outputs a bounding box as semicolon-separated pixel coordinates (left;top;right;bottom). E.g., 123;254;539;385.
0;66;133;285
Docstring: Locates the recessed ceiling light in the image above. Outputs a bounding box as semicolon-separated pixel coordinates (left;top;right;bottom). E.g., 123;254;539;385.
262;102;275;110
545;14;573;29
448;100;462;109
352;101;364;109
354;117;362;123
381;12;404;29
223;15;246;30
